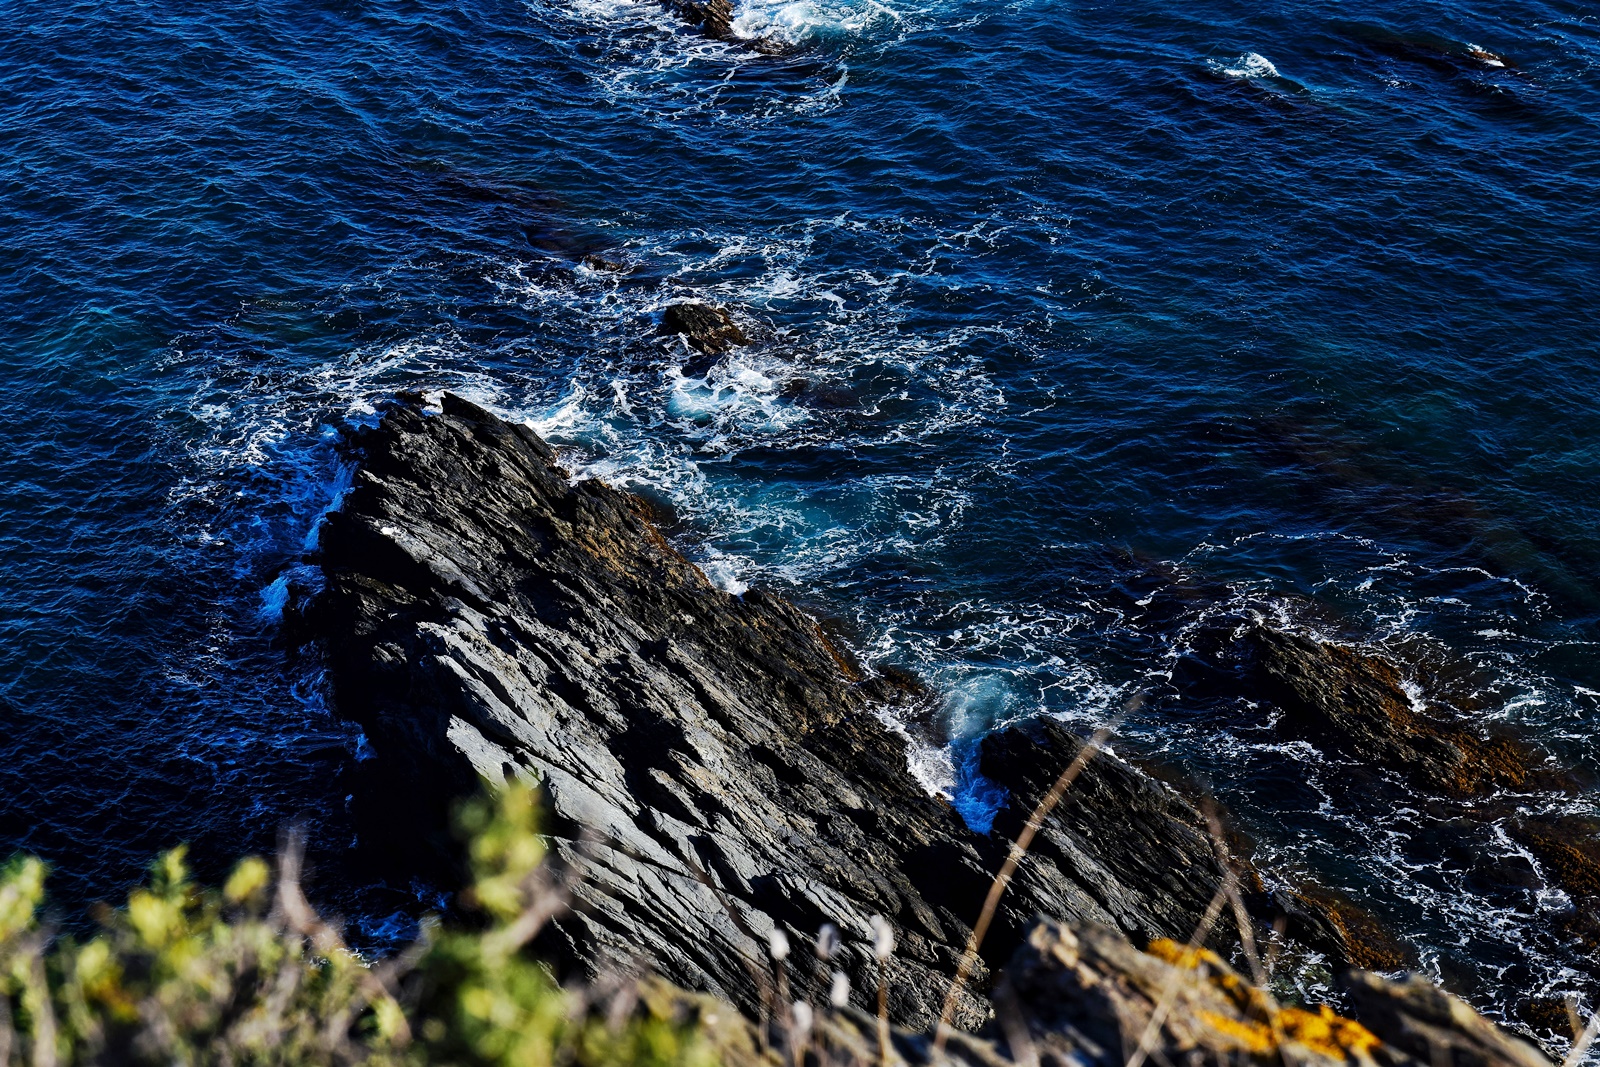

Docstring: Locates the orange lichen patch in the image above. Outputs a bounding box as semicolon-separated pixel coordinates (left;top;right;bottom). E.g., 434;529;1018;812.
1450;732;1532;793
1147;938;1212;971
1290;885;1409;971
1147;940;1271;1014
1509;816;1600;898
1277;1005;1382;1059
1147;940;1382;1062
1197;1009;1278;1054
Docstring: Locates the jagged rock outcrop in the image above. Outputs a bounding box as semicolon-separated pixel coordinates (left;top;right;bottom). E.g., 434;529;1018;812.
310;394;1351;1028
660;0;735;40
649;917;1556;1067
1343;971;1555;1067
978;720;1348;963
660;302;748;356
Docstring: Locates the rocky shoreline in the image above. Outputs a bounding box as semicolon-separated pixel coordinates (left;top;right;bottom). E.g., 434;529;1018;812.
303;392;1572;1063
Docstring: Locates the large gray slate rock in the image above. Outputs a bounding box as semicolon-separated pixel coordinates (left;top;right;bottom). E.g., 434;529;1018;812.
310;394;1347;1028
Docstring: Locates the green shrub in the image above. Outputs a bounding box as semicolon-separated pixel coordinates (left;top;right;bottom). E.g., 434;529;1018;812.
0;785;715;1067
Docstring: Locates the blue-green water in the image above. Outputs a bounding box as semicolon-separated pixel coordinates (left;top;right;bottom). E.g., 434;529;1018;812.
3;0;1599;1029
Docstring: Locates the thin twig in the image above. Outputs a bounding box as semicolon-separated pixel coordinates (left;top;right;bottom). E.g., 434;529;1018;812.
931;725;1115;1053
669;842;777;1054
0;987;14;1067
1264;915;1287;981
991;975;1040;1067
1561;1009;1600;1067
876;957;890;1067
275;828;413;1047
1125;809;1249;1067
26;946;57;1067
1205;807;1266;989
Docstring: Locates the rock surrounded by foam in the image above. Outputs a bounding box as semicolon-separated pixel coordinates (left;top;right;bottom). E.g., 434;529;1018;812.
312;393;1352;1026
659;0;736;40
1246;626;1537;797
660;301;749;359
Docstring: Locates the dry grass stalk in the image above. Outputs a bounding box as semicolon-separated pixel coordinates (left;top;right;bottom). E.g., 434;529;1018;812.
25;949;56;1067
876;958;890;1067
872;915;894;1067
275;828;413;1049
1122;883;1229;1067
931;725;1116;1055
673;847;778;1052
1122;802;1282;1067
991;975;1040;1067
0;991;13;1067
1204;807;1267;988
1561;1009;1600;1067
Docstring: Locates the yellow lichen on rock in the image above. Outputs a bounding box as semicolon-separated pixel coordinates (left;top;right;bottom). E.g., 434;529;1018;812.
1147;938;1381;1062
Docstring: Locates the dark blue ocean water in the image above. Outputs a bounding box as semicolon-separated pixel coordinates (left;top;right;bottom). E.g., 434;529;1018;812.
5;0;1600;1034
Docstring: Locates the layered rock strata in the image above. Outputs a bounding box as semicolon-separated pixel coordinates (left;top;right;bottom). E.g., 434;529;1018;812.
311;394;1347;1028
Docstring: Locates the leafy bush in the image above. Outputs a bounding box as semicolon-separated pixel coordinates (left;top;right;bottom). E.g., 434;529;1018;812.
0;785;715;1067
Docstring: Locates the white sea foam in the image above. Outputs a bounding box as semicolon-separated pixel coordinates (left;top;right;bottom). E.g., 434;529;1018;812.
730;0;900;46
1212;52;1279;80
531;0;947;122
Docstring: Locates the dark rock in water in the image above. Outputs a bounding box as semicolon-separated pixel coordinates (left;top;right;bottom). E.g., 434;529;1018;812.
980;721;1319;959
782;378;858;409
1281;883;1411;971
983;721;1372;970
656;0;791;53
580;253;628;273
312;394;1346;1028
1246;626;1535;797
1343;971;1553;1067
660;0;735;39
660;302;747;357
1502;813;1600;962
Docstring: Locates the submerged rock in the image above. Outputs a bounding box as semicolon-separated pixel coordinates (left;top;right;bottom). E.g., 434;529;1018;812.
312;394;1344;1027
580;253;628;273
1245;626;1535;797
783;378;858;409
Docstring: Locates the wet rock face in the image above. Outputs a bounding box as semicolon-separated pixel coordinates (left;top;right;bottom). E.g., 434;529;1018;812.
659;302;748;357
660;0;735;39
1245;626;1534;797
312;395;1320;1028
979;721;1343;963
